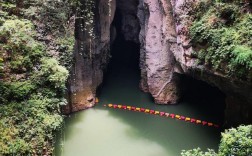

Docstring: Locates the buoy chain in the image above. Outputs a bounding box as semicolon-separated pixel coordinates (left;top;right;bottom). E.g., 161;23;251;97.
104;104;219;128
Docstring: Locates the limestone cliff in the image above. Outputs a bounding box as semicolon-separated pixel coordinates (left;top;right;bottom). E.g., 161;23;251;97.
138;0;180;104
64;0;116;113
65;0;252;126
169;0;252;126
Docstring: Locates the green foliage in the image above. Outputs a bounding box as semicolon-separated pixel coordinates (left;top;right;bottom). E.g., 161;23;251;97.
218;125;252;156
189;1;252;80
6;81;36;101
23;0;78;35
181;148;217;156
0;19;44;73
0;96;64;155
39;58;69;89
0;1;71;155
56;35;75;70
181;125;252;156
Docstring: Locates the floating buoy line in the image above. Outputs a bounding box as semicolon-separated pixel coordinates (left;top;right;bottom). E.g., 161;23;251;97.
103;104;220;128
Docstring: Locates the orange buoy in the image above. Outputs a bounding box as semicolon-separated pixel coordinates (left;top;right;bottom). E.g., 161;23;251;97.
95;98;99;103
127;106;132;110
208;123;213;126
104;104;219;128
196;120;201;124
185;117;190;122
175;115;180;119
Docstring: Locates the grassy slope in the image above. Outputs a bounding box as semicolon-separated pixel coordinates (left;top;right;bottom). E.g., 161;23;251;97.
0;1;74;155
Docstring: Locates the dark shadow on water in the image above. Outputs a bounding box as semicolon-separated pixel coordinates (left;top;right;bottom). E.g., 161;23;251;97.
92;22;224;154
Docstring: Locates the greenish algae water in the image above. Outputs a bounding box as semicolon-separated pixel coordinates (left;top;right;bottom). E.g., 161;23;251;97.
54;35;224;156
54;65;223;156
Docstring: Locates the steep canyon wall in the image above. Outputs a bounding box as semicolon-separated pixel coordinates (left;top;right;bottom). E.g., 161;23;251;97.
64;0;116;113
65;0;252;126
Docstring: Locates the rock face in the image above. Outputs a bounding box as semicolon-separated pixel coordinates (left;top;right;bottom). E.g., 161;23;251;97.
66;0;252;126
116;0;140;43
169;0;252;126
137;0;180;104
63;0;116;113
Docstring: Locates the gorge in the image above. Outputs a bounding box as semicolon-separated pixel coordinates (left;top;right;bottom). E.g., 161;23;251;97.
1;0;252;155
65;0;252;127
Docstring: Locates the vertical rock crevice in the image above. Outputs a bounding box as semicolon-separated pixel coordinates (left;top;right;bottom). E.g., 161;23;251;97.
137;0;180;104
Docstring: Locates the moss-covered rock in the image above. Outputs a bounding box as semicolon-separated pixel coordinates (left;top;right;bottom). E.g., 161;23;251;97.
0;1;73;155
189;1;252;80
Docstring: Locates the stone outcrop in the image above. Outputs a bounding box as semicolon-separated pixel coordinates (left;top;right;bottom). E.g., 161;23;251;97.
63;0;116;113
66;0;252;126
137;0;251;125
169;0;252;126
137;0;180;104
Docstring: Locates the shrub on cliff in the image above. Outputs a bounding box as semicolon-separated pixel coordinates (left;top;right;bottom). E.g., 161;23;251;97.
0;1;70;155
218;125;252;156
181;125;252;156
181;148;217;156
189;1;252;80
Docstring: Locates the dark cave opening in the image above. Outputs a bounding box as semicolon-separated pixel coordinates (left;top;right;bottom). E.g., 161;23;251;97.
108;7;140;73
100;0;226;125
179;74;226;125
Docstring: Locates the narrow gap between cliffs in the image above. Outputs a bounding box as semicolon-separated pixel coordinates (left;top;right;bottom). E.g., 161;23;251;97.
96;7;143;102
97;4;226;126
108;8;140;74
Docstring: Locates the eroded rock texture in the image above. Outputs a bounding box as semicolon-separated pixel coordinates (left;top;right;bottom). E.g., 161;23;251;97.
65;0;251;126
64;0;116;113
116;0;140;43
170;0;252;126
138;0;180;104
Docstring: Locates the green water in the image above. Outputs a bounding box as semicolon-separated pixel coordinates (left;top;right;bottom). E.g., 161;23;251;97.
55;35;224;156
54;65;223;156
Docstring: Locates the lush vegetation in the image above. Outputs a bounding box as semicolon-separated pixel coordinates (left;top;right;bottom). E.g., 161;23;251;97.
0;0;75;155
218;125;252;156
189;0;252;80
181;125;252;156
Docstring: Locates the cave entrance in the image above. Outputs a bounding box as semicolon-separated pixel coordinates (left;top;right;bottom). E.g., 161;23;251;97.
179;74;226;125
97;2;142;103
108;7;140;73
